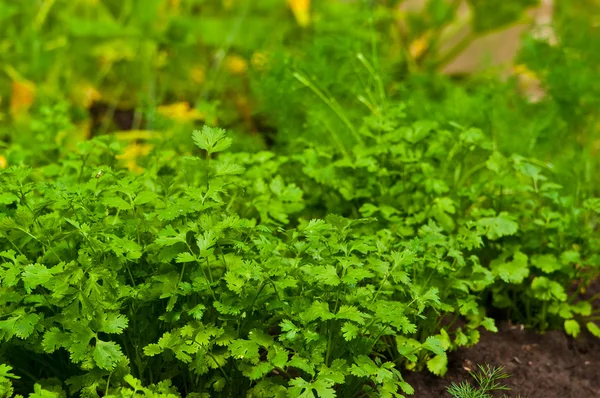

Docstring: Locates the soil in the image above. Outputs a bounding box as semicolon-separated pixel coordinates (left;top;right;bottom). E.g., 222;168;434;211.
404;321;600;397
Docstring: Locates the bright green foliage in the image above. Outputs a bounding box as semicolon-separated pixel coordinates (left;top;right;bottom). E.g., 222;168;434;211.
1;120;597;396
0;1;600;397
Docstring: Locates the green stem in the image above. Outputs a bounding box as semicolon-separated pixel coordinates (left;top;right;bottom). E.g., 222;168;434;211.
293;72;363;145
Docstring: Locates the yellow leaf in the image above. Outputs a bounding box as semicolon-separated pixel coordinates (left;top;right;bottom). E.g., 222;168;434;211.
251;52;269;71
513;64;545;102
155;51;168;69
93;40;136;66
169;0;181;12
157;102;204;122
0;156;7;169
116;143;153;174
409;35;429;60
77;120;93;141
288;0;310;27
225;54;248;75
10;80;36;119
72;83;101;108
592;138;600;157
114;130;155;141
34;0;55;30
513;64;538;80
190;66;205;84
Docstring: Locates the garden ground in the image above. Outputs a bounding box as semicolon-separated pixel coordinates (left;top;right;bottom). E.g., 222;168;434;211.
406;281;600;397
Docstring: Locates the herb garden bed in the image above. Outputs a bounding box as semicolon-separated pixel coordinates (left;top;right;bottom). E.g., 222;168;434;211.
1;1;599;398
405;320;600;397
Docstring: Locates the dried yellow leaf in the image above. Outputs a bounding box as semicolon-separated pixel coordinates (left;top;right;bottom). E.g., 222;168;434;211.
190;66;205;84
155;51;168;69
77;120;93;141
116;143;153;174
169;0;181;12
157;102;204;122
225;54;248;75
513;64;545;102
288;0;310;27
114;130;155;141
72;83;101;108
513;64;538;80
251;52;269;71
93;40;136;66
409;36;429;60
10;80;36;119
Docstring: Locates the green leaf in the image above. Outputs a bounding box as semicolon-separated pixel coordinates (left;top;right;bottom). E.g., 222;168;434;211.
248;329;274;347
584;198;600;214
93;340;124;370
476;212;518;240
341;322;360;341
349;355;379;378
134;191;158;205
314;265;340;286
197;230;217;254
490;251;529;283
421;336;445;356
405;120;437;144
176;252;196;263
268;347;289;369
426;352;448;376
42;328;70;353
312;379;336;398
571;301;592;317
242;362;273;381
560;250;581;265
335;305;367;324
102;196;132;210
319;360;346;384
531;254;562;273
0;364;19;379
21;263;57;292
143;343;162;357
399;381;414;395
586;322;600;338
564;320;580;338
396;336;420;362
14;313;40;339
302;301;334;323
289;378;335;398
214;162;245;177
288;355;314;376
229;340;260;363
486;151;508;173
192;126;232;155
480;317;498;332
123;375;144;391
99;313;129;334
531;277;567;302
155;225;187;246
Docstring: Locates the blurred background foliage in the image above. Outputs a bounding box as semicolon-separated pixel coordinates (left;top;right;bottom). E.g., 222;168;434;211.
0;0;598;195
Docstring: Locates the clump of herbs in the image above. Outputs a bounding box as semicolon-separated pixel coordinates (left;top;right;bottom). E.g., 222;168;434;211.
446;364;520;398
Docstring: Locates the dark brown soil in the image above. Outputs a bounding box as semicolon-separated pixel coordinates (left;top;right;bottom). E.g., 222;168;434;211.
404;321;600;397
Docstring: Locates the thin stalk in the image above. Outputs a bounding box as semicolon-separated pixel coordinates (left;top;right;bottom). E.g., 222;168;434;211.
105;372;112;396
293;72;363;145
357;53;385;107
